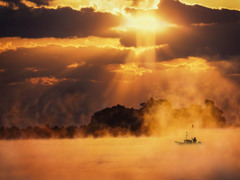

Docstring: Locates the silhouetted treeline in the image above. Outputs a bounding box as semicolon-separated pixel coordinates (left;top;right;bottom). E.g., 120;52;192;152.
0;125;89;140
86;98;226;137
0;98;226;139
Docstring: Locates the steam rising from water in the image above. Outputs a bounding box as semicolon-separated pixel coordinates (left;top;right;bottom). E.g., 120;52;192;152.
1;128;240;180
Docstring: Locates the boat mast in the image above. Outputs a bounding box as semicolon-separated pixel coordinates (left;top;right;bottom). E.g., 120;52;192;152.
186;131;188;140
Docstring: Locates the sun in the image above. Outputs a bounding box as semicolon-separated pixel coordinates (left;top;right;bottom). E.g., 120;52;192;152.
118;14;173;32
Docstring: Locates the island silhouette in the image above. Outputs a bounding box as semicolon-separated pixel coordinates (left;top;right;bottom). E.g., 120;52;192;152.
0;98;226;139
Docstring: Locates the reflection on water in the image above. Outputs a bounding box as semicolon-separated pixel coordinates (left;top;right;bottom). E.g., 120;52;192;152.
0;129;240;180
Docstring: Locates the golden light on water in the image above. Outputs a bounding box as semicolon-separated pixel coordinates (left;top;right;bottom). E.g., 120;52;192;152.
1;129;240;180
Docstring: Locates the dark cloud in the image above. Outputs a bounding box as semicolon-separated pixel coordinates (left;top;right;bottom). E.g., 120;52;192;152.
27;0;54;6
120;22;240;59
0;0;240;128
120;0;240;60
158;0;240;25
0;45;127;85
0;46;129;127
0;45;240;127
158;22;240;60
0;5;122;38
1;0;54;7
1;0;25;8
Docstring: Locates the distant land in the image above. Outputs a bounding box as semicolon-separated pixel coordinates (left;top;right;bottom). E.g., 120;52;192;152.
0;98;226;139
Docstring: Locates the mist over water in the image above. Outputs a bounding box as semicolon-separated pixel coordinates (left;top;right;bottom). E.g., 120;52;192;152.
0;1;240;180
1;128;240;180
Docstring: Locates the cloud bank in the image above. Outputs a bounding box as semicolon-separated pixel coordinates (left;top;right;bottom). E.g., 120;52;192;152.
0;0;239;128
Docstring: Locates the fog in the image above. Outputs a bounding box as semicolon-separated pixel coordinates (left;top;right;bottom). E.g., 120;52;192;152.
1;128;240;180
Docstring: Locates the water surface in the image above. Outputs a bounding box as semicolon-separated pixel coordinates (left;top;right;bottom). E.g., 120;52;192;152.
1;129;240;180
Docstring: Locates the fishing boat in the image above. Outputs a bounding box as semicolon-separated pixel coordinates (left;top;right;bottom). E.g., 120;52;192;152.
175;131;201;145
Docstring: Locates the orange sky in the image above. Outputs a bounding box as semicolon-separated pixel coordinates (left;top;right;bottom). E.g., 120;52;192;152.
0;2;240;180
4;0;239;12
47;0;240;11
181;0;240;10
0;0;240;127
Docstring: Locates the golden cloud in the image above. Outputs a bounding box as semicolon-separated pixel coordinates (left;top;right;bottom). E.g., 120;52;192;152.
26;76;67;85
67;62;86;68
111;63;152;76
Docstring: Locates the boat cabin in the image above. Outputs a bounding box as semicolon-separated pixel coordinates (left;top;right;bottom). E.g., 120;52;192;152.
184;139;192;143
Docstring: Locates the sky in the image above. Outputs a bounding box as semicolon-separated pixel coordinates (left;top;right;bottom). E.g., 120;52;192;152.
0;0;240;127
180;0;240;10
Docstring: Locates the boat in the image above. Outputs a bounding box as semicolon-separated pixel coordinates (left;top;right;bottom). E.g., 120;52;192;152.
175;131;201;145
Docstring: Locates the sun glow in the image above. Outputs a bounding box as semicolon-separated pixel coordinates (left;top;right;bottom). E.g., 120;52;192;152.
116;14;173;32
